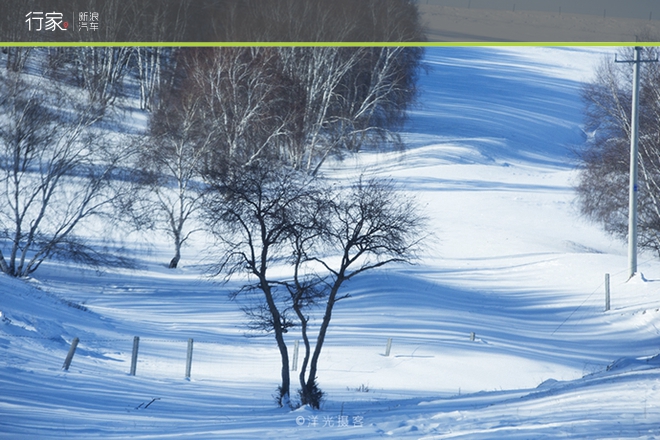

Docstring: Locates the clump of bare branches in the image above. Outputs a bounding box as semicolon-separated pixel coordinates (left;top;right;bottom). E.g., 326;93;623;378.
0;58;131;277
202;162;427;408
577;47;660;254
132;45;422;269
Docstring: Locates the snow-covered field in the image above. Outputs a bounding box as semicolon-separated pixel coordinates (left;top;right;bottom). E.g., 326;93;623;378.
3;46;660;439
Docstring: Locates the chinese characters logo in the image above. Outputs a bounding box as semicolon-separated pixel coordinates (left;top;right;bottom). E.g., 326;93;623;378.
78;12;99;31
25;11;100;32
25;12;68;31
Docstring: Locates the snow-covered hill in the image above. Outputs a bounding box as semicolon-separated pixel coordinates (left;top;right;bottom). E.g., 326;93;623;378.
3;46;660;439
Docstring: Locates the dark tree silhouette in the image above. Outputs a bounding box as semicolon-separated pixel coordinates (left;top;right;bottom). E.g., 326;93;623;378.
203;165;320;407
291;177;426;408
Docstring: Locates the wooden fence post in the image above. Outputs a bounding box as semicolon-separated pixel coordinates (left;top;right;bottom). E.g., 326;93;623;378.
605;273;611;311
291;340;299;371
62;337;80;371
185;338;194;379
130;336;140;376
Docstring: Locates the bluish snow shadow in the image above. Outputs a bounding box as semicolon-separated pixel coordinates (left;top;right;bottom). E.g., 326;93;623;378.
320;269;659;371
404;47;587;166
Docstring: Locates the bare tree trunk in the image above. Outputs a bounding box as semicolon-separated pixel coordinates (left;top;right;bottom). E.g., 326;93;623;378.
259;277;291;406
169;243;181;269
300;269;345;407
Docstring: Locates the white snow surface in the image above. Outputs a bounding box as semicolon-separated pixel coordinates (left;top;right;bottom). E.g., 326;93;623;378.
3;46;660;439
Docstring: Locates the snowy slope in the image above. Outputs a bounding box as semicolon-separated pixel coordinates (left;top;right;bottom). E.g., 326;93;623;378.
3;46;660;439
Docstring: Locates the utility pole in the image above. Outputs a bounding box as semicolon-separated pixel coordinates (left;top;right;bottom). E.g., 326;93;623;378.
615;47;658;279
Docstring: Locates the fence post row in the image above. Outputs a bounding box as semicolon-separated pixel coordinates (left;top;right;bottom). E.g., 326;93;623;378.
62;335;416;378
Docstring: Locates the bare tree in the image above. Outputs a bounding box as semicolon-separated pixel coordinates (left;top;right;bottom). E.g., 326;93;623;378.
42;46;132;119
190;45;424;407
205;167;426;409
165;46;422;176
0;69;128;277
275;47;363;172
204;165;319;407
3;47;32;72
134;47;166;111
137;73;214;269
289;177;426;408
75;47;133;111
276;46;422;175
187;47;290;169
132;47;290;269
577;47;660;254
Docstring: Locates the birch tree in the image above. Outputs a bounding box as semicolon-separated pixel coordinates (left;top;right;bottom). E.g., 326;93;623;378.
173;46;422;175
138;77;213;269
186;47;289;170
193;46;424;407
266;46;422;174
0;71;127;277
130;1;189;111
